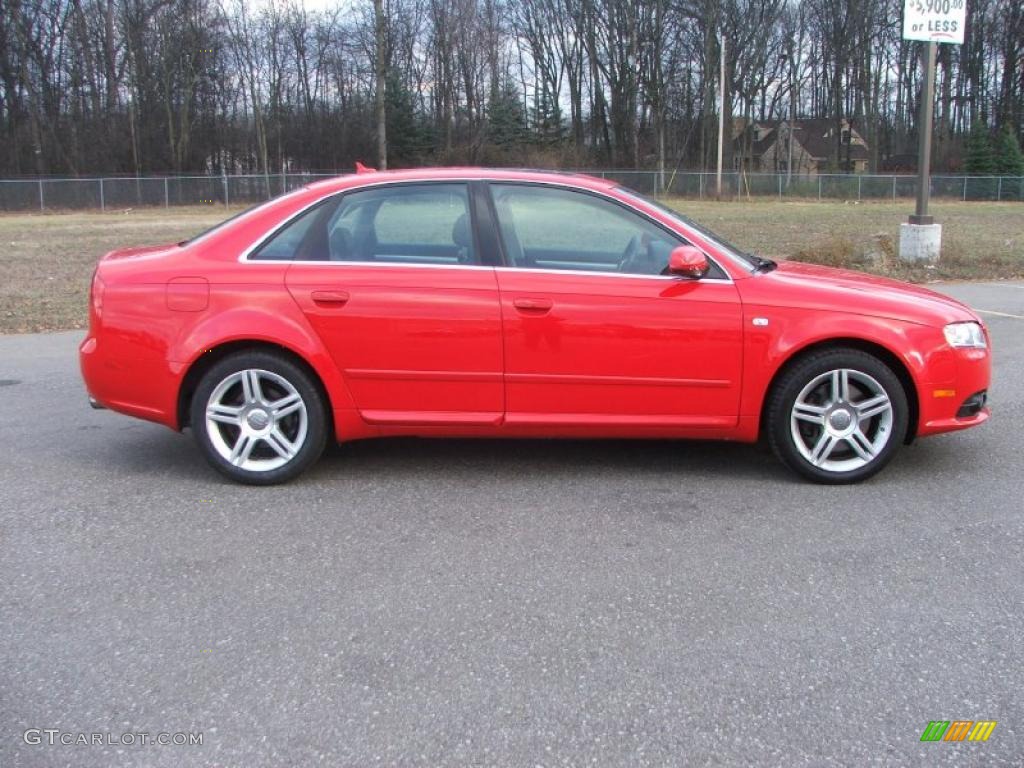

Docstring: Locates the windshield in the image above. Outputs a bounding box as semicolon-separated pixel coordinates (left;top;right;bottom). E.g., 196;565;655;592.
615;187;763;272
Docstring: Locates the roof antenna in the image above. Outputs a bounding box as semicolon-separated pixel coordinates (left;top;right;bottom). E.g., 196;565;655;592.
355;161;376;174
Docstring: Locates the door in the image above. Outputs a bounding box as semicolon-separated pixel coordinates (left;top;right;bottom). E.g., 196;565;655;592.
272;182;503;426
487;183;744;428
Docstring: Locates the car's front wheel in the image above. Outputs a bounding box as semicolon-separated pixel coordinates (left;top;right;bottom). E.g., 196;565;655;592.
191;351;328;485
767;348;909;483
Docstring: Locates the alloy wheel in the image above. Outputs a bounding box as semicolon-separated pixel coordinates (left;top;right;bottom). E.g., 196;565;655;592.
789;368;894;473
204;368;309;472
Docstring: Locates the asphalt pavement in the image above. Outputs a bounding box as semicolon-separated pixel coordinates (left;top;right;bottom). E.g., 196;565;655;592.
1;281;1022;767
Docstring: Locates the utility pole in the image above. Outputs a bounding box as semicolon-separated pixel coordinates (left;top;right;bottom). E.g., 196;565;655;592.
716;32;725;199
787;63;796;185
780;52;796;185
373;0;387;170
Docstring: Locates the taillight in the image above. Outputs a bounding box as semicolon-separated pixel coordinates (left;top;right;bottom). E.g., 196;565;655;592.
90;268;105;319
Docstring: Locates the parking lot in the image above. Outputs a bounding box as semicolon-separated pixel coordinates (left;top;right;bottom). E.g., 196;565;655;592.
1;281;1021;766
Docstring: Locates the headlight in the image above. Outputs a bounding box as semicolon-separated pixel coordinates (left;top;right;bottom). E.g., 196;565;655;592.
943;321;987;349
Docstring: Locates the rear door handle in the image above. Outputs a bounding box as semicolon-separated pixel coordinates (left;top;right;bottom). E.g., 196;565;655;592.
311;290;350;306
513;297;553;313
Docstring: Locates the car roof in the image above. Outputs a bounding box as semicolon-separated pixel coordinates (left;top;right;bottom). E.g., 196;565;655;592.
304;167;618;195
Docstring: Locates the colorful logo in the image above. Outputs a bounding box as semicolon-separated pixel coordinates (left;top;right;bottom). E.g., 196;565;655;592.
920;720;997;742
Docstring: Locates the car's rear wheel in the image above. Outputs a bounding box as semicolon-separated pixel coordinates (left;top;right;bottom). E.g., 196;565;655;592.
191;351;328;485
767;348;909;483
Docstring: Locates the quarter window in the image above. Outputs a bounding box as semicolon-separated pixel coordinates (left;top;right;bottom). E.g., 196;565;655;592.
488;184;686;276
249;202;322;260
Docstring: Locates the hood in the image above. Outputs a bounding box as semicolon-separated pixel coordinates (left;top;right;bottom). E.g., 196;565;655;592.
755;261;979;326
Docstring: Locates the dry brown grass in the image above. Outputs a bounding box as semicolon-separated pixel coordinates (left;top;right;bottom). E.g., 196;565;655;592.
1;199;1022;334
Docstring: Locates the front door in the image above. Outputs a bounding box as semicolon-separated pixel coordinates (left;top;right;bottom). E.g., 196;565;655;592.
272;182;503;426
487;183;744;428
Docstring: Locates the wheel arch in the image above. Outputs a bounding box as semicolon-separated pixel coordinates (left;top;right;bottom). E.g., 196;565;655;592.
176;339;335;434
759;337;921;444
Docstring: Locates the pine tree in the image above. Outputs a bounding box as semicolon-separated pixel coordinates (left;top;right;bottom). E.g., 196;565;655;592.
486;80;528;148
384;70;430;166
994;124;1024;176
963;120;996;174
529;89;565;146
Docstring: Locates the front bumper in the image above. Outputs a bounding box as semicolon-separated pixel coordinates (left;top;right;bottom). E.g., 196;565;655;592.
917;347;991;437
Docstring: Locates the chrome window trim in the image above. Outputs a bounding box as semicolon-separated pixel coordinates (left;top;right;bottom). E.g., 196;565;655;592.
234;257;731;283
236;258;496;271
493;266;734;283
235;176;736;283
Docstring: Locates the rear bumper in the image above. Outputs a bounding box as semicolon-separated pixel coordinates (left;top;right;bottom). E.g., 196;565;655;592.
79;334;178;428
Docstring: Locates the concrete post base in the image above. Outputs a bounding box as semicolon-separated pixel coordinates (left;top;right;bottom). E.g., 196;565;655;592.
899;223;942;262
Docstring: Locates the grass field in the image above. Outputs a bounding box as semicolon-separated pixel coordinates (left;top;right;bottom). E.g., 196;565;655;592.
1;199;1022;334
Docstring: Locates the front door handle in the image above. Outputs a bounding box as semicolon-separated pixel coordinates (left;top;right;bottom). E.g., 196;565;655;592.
513;297;553;313
311;290;350;306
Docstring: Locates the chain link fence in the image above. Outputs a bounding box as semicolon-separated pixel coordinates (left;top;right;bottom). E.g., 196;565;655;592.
0;173;330;211
1;170;1022;211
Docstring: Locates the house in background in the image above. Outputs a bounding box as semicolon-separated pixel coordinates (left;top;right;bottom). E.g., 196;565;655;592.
732;118;870;175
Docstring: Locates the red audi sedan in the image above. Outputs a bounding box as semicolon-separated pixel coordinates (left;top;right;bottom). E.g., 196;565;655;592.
80;168;990;484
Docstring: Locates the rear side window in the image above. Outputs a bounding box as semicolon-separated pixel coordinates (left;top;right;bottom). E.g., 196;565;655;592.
249;183;475;264
370;188;474;264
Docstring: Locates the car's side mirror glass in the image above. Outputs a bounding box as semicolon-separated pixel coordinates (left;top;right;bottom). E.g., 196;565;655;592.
668;245;709;278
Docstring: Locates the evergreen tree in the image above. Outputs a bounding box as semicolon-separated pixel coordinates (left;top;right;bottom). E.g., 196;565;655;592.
963;120;996;174
529;88;565;146
384;69;430;166
994;124;1024;175
486;81;529;148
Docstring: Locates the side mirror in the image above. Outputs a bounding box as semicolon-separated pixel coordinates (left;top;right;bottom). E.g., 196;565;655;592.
668;245;709;278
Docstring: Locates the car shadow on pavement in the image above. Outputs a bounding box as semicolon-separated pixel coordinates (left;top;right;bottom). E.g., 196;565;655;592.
91;422;978;488
317;436;782;484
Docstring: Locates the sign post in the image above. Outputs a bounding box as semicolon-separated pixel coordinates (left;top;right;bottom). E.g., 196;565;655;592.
898;0;967;261
911;41;937;225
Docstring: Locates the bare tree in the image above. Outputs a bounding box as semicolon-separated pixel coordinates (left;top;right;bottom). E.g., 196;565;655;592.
0;0;1020;176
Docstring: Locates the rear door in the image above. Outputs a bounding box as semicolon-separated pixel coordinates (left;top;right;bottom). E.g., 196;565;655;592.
487;183;744;428
266;182;504;426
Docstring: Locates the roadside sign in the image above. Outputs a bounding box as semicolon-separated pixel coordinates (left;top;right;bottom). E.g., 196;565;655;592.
903;0;966;45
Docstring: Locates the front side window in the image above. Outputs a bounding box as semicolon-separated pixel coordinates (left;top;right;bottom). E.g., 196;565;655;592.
615;187;753;273
488;184;685;276
250;183;475;264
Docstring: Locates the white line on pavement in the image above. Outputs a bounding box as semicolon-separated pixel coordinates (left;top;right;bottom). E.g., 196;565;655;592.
973;308;1024;320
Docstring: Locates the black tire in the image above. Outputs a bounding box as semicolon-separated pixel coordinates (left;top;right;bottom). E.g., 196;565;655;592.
190;350;328;485
766;348;909;484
